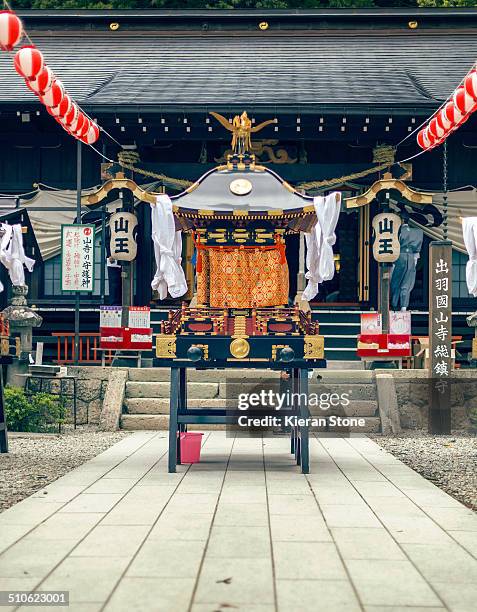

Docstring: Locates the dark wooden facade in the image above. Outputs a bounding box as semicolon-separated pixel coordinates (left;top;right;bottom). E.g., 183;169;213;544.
0;8;476;361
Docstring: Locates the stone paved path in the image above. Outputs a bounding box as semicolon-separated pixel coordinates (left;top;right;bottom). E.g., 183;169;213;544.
1;431;476;612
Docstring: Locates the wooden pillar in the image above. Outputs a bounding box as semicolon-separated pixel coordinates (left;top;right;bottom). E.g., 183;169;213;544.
136;201;153;306
428;240;452;434
120;189;134;327
378;262;393;334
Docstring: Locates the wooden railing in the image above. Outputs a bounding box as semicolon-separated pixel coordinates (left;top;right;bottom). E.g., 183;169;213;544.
52;333;114;365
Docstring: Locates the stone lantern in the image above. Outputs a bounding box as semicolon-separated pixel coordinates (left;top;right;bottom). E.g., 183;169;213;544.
2;284;42;384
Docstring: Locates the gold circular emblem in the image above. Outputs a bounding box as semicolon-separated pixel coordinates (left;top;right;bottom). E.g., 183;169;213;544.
230;337;250;359
230;178;252;196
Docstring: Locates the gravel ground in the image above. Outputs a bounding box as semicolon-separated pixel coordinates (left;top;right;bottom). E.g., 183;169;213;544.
0;427;130;512
371;432;477;511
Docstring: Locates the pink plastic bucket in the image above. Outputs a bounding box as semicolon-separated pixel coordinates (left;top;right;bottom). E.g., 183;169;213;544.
179;432;204;463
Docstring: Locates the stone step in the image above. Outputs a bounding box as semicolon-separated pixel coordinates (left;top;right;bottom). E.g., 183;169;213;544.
125;381;219;399
125;398;231;415
124;397;378;417
218;381;376;401
317;371;374;382
126;368;374;383
120;414;224;431
127;368;280;383
309;383;377;402
309;400;378;418
326;361;364;370
120;414;380;433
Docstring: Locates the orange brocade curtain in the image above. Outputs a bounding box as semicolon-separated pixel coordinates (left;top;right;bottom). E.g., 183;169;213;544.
196;246;289;308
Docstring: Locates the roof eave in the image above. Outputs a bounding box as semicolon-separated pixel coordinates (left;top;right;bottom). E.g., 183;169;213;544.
15;8;477;20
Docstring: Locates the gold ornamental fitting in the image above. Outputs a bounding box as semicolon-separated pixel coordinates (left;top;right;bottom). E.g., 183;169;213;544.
229;337;250;359
303;335;325;360
156;335;176;358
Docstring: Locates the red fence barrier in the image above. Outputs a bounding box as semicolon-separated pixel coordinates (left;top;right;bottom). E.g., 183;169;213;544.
52;333;113;365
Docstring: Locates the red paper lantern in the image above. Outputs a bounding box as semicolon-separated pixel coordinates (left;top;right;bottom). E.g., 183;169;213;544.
77;116;90;138
54;115;67;128
464;70;477;101
424;126;436;147
29;65;53;96
81;122;100;145
48;103;62;117
453;85;474;115
456;111;471;127
40;79;65;108
69;107;83;133
24;78;37;95
14;46;43;80
416;128;430;149
54;93;72;119
443;100;463;126
0;11;23;51
436;107;452;132
70;113;85;137
428;116;444;140
60;102;79;128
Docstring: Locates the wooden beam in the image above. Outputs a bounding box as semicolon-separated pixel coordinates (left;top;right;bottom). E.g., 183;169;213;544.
345;178;433;209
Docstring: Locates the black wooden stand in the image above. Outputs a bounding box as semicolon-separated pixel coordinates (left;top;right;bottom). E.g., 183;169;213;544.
167;362;313;474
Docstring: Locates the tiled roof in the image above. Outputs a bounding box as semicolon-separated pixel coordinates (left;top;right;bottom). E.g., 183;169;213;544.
1;33;476;110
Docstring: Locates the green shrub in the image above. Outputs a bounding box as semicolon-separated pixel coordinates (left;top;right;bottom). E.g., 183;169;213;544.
4;386;67;433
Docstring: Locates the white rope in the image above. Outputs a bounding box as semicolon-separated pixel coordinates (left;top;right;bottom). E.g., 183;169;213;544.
88;145;115;163
397;60;477;148
2;0;125;151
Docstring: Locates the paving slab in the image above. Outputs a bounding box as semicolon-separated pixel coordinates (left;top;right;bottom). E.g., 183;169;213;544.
345;559;443;607
70;525;149;558
274;541;347;580
126;539;205;578
0;431;476;612
40;556;130;604
277;579;361;612
105;577;195;612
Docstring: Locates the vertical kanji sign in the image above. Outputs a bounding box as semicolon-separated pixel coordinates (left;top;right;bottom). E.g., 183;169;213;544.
61;225;95;292
109;211;138;261
372;212;401;263
429;240;452;434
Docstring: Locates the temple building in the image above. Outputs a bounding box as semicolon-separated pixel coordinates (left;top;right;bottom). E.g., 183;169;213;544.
1;7;477;362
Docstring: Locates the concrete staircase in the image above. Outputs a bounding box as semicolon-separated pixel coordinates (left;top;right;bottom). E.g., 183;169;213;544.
121;369;381;433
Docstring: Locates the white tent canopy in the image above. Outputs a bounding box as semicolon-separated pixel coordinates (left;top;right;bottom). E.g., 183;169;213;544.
0;188;122;261
2;184;475;261
422;189;477;254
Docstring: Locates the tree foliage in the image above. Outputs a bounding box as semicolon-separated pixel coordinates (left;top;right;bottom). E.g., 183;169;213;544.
417;0;477;6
